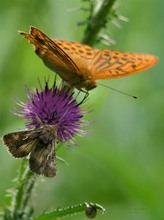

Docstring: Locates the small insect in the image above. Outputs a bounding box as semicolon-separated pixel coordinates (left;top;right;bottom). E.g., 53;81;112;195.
19;26;158;92
3;125;57;177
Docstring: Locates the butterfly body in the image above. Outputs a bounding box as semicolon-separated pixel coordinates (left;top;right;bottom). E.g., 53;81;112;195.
3;125;57;177
19;27;158;91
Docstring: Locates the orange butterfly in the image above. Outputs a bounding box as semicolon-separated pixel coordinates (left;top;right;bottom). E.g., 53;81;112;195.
19;26;158;91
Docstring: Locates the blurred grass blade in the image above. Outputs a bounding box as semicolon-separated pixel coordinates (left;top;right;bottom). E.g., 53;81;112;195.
34;202;105;219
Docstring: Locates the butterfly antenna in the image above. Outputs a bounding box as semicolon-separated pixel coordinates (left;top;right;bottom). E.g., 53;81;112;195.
97;82;137;99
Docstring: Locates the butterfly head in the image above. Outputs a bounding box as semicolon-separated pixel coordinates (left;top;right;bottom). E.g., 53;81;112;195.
83;79;97;91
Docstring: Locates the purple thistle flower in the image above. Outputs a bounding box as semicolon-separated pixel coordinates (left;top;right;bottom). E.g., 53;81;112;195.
3;80;90;177
16;81;89;146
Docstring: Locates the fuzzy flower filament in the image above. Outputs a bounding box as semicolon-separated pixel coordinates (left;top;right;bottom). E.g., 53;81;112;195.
17;82;89;146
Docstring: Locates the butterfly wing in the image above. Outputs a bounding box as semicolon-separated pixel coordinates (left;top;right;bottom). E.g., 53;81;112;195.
3;130;40;158
54;42;158;87
55;40;98;73
29;125;57;177
19;27;85;87
29;139;56;177
88;50;158;80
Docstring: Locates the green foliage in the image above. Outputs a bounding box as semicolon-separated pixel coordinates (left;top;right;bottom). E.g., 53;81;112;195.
0;0;163;219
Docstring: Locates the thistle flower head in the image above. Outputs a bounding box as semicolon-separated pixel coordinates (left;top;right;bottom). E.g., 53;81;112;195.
17;81;89;145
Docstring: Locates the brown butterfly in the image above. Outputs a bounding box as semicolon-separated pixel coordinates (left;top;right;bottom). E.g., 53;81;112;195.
3;125;57;177
19;26;158;91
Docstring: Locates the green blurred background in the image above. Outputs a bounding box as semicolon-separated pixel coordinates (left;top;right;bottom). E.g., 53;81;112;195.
0;0;163;219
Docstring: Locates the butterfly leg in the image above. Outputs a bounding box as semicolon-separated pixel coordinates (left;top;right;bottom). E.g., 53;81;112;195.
77;91;89;106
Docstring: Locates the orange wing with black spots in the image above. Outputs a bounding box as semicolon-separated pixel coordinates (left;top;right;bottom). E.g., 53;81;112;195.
19;26;158;91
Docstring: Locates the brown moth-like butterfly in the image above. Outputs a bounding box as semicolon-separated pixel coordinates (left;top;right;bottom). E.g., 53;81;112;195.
3;125;57;177
19;26;158;91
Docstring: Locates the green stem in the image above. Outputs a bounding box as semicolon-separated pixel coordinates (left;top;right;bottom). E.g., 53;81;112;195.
81;0;116;46
10;159;36;218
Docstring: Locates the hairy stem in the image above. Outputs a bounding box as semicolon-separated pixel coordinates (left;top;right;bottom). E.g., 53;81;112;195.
10;159;36;218
81;0;116;46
